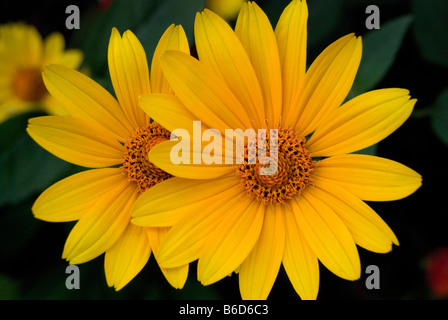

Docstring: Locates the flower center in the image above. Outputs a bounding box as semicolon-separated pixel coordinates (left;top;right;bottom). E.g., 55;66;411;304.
121;123;172;193
12;68;47;102
236;128;315;204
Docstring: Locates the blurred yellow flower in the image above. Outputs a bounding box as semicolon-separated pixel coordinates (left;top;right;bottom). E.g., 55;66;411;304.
132;0;422;299
0;23;83;123
206;0;246;21
27;25;190;291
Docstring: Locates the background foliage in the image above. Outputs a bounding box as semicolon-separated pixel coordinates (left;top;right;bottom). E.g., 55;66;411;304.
0;0;447;300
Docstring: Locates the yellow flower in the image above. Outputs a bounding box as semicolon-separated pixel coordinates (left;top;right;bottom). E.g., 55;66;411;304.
205;0;246;21
132;0;422;299
26;25;190;291
0;23;83;123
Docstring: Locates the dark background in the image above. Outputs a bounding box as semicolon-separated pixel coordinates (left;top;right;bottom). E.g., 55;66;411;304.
0;0;447;300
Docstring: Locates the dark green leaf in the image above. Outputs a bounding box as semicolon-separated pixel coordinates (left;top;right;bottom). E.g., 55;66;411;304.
412;0;448;68
0;200;39;258
0;274;20;299
307;0;346;53
135;0;207;60
0;113;73;206
353;143;378;156
430;88;448;146
349;15;412;98
74;0;159;76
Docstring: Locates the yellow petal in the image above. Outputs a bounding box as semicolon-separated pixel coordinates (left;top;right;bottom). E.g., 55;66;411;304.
32;168;127;222
57;49;84;70
15;24;43;67
147;227;189;289
43;32;64;64
205;0;245;21
295;34;362;137
309;180;399;253
42;32;83;70
239;204;285;300
195;9;265;128
105;223;151;291
138;93;201;135
282;203;319;300
198;198;264;285
161;50;251;131
42;64;133;141
63;182;138;264
156;185;245;269
132;174;240;227
148;140;235;180
108;28;150;128
235;2;282;128
313;154;422;201
40;94;69;116
27;116;124;168
292;191;361;280
0;100;35;122
275;0;308;128
307;88;416;157
150;24;190;95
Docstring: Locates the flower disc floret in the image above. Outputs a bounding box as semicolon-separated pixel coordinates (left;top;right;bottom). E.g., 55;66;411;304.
237;128;315;204
12;68;47;102
122;123;172;192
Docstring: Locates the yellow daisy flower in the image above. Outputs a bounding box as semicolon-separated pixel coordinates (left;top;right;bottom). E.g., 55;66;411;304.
132;0;422;299
0;22;83;123
26;25;190;291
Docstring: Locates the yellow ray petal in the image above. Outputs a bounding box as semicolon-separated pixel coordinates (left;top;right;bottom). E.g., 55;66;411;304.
309;180;399;253
63;182;138;264
40;94;68;116
105;223;151;291
42;32;64;64
15;24;43;67
295;34;362;137
42;32;83;70
57;49;84;70
293;191;361;280
147;227;189;289
150;24;190;95
42;64;133;141
132;174;240;227
156;185;246;269
307;88;416;157
282;203;319;300
108;28;150;128
198;198;264;285
235;2;282;128
275;0;308;128
161;50;251;131
195;9;265;128
148;140;235;180
138;93;202;135
32;168;127;222
313;154;422;201
0;100;35;122
239;204;285;300
27;116;124;168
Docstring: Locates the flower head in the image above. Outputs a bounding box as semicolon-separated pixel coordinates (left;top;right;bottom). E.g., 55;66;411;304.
27;25;190;290
132;0;422;299
0;23;83;122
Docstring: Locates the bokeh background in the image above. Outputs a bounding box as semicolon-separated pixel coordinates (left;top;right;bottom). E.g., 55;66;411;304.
0;0;447;300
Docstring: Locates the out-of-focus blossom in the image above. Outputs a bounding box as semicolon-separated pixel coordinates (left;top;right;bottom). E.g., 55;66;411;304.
425;247;448;298
0;23;83;123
